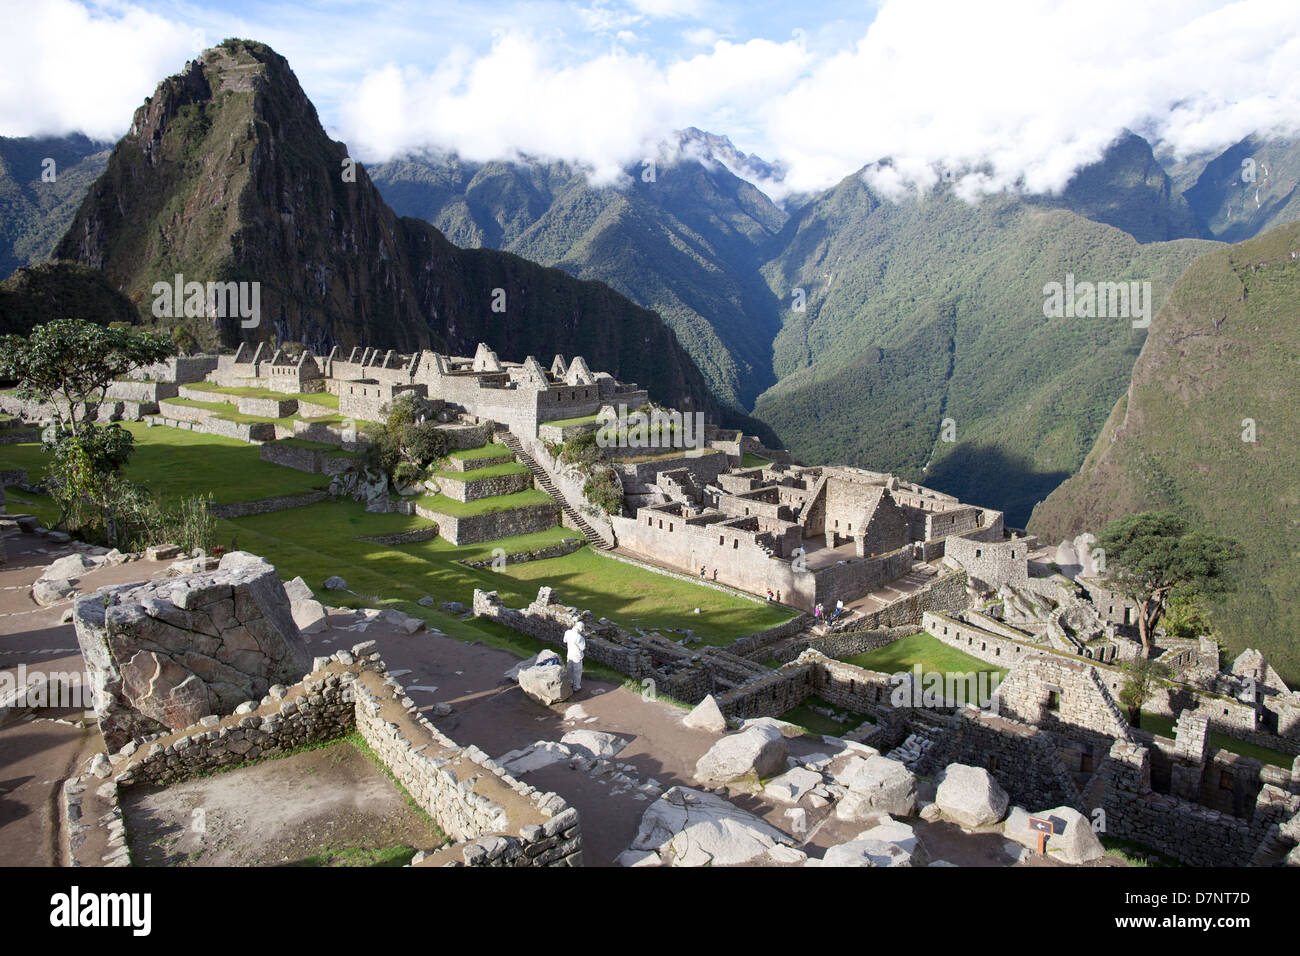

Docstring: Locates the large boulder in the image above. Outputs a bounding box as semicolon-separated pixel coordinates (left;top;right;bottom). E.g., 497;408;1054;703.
694;723;788;783
517;651;572;705
72;552;311;752
934;763;1009;829
624;786;792;866
835;755;917;817
559;730;627;761
283;576;328;634
683;693;727;733
1004;805;1104;864
819;820;921;868
33;577;77;606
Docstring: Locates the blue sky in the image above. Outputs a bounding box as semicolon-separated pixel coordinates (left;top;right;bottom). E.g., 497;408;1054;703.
5;0;1300;196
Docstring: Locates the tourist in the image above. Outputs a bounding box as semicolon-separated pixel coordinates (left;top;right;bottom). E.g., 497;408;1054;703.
563;619;587;691
700;565;707;578
766;588;774;602
814;602;823;622
832;599;844;623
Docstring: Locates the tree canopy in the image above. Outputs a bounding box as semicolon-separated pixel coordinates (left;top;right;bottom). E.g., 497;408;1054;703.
0;319;174;434
1096;511;1243;657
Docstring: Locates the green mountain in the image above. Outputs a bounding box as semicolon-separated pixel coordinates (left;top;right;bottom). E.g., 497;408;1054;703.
370;137;788;411
52;39;721;418
0;133;110;279
1182;134;1300;243
754;168;1216;525
1034;131;1207;242
1029;221;1300;685
0;260;139;335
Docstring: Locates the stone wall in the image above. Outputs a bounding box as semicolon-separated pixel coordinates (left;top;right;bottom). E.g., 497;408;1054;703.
459;537;584;568
208;490;330;519
416;501;558;546
106;644;581;867
431;468;533;503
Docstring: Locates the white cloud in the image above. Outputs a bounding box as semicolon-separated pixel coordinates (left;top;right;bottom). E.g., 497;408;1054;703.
340;32;812;184
1;0;196;139
3;0;1299;203
764;0;1300;195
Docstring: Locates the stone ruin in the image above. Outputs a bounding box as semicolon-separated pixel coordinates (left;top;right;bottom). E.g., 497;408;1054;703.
72;552;312;751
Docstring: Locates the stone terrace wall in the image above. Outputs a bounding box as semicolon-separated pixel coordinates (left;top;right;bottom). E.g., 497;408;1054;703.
432;469;533;503
417;501;558;546
109;644;580;867
209;490;329;519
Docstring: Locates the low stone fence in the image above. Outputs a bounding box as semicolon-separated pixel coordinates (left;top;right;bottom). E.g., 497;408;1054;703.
158;400;220;422
359;527;440;546
416;500;558;546
102;645;580;867
459;537;583;567
209;490;329;519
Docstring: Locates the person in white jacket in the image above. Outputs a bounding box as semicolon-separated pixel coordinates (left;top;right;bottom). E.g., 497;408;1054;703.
563;620;587;691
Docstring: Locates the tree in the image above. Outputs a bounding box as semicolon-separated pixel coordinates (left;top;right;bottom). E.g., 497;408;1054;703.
1096;511;1243;658
0;319;174;435
44;422;135;541
1117;657;1170;727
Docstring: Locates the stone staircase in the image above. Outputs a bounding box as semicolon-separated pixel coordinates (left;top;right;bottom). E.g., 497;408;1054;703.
496;429;614;550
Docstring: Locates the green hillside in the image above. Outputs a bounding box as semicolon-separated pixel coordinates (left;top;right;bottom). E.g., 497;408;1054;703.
0;133;110;280
1030;221;1300;684
754;173;1216;524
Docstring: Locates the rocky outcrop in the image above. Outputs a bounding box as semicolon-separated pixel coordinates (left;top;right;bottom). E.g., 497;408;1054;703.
694;723;788;783
516;650;573;705
621;786;794;867
834;755;917;819
683;693;727;733
935;763;1010;829
71;551;311;751
1004;805;1104;864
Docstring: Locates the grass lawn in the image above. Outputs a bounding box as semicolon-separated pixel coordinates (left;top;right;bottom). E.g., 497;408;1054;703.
842;631;1008;681
3;488;62;527
428;462;529;482
184;383;340;408
215;498;793;657
741;453;771;468
545;413;601;428
500;549;793;646
160;397;232;413
416;488;552;517
0;424;327;505
778;694;870;736
447;443;512;461
1138;712;1294;769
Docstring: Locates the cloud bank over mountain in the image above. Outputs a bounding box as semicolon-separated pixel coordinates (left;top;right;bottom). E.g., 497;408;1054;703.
7;0;1300;198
